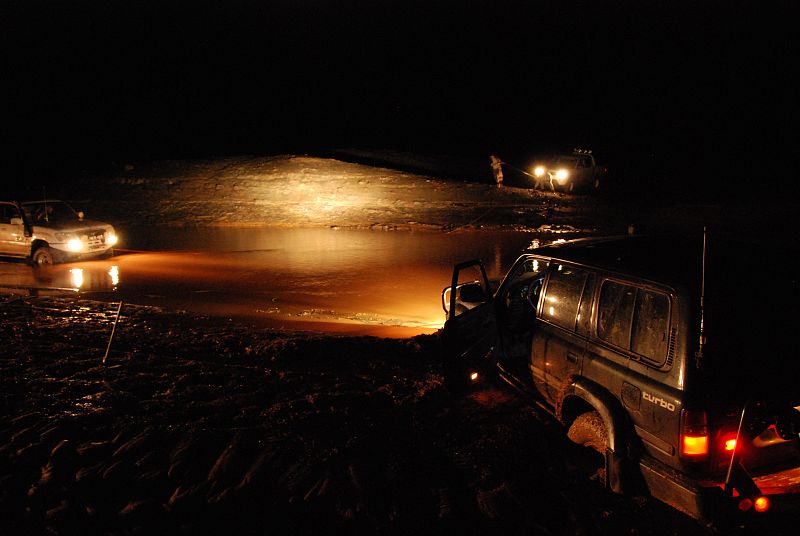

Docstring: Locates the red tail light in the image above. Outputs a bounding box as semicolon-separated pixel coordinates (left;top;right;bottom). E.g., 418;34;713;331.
681;409;709;460
754;496;770;513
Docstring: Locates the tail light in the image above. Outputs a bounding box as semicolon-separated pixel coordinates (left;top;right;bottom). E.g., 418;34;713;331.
739;496;771;513
754;496;770;513
681;409;709;460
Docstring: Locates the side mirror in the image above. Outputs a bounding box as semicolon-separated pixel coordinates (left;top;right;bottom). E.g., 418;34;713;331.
441;282;488;315
10;217;23;225
459;282;488;303
77;211;85;221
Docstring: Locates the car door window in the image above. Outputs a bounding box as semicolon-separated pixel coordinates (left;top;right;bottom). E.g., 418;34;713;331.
1;204;18;224
498;257;549;332
542;264;588;331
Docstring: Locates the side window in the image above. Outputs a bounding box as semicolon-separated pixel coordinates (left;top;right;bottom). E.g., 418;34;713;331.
498;257;549;331
631;290;670;360
0;204;20;224
598;280;635;347
542;264;588;331
528;276;545;311
576;273;596;336
598;280;670;363
508;257;548;281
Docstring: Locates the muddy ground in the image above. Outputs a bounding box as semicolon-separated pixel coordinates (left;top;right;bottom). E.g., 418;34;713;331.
2;154;797;535
1;295;709;536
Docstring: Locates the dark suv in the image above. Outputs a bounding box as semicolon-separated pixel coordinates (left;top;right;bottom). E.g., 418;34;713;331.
441;233;800;527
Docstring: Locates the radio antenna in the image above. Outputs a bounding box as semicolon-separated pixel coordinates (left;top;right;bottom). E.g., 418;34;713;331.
43;187;49;222
696;226;707;367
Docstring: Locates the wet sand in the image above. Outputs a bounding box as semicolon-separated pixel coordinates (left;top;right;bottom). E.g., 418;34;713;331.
1;294;709;535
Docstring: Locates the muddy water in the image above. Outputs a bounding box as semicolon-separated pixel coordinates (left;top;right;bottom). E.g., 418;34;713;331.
0;228;539;337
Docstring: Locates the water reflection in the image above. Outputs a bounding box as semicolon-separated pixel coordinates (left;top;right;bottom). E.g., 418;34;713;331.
67;266;120;291
0;261;120;293
1;228;539;336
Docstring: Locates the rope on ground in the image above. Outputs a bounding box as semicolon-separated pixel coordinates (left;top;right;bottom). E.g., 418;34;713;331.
500;160;537;180
498;159;556;192
444;206;496;233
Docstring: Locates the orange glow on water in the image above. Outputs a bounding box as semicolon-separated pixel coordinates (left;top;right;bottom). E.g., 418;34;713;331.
0;228;535;338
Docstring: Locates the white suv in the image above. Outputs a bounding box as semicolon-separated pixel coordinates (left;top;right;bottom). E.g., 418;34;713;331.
531;149;606;193
0;200;118;265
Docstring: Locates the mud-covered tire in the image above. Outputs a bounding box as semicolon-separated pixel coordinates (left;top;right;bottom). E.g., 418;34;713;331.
567;410;608;483
31;246;57;266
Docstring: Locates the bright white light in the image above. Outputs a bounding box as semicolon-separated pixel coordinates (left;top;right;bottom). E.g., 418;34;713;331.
107;233;118;246
67;239;83;252
108;265;119;286
555;169;569;183
70;268;84;288
534;166;546;177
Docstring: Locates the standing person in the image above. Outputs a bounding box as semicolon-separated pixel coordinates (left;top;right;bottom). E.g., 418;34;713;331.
490;155;504;187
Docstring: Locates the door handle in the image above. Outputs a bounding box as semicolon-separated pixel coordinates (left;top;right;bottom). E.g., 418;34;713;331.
567;352;579;364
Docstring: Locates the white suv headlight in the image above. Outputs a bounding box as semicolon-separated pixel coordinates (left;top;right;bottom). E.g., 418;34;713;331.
555;169;570;183
67;238;84;252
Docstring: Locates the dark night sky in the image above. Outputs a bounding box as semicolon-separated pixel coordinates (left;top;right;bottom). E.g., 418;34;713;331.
3;0;798;196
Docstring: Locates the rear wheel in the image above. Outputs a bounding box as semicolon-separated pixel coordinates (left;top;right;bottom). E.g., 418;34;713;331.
31;246;56;266
567;411;608;484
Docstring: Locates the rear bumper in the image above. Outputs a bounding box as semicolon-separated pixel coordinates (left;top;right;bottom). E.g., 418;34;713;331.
639;456;800;526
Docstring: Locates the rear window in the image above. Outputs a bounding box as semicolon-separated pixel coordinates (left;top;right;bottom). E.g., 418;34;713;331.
598;280;670;363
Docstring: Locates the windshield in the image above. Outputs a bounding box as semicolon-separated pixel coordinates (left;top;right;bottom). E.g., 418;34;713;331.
22;201;80;225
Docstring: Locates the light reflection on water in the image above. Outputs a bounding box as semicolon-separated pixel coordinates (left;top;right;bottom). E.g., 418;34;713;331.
130;227;531;278
1;228;539;337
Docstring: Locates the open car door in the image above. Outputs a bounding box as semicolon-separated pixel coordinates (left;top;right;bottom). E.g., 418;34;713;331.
440;260;498;392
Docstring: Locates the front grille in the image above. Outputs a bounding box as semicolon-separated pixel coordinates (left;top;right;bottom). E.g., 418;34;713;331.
84;229;106;249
